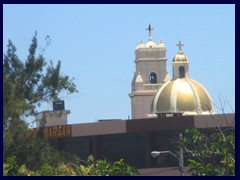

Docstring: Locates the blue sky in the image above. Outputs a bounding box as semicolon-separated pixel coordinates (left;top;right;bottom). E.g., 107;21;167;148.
3;4;235;127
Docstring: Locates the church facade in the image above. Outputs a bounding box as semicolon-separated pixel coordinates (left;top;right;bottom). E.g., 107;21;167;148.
129;24;170;119
129;24;214;119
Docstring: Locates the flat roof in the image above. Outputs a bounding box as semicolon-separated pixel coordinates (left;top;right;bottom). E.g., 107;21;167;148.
61;113;235;137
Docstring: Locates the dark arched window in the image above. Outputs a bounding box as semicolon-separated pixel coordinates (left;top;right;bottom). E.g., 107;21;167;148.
179;66;185;78
149;72;157;84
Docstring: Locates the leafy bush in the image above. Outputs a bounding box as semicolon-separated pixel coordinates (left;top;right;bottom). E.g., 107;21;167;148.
3;155;139;176
180;128;235;176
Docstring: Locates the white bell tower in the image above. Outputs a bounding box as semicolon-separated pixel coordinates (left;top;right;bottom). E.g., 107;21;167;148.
129;24;170;119
171;40;190;79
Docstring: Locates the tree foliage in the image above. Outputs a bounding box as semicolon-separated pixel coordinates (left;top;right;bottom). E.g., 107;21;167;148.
79;155;139;176
3;33;78;170
3;33;139;176
4;33;77;127
3;155;139;176
180;128;235;176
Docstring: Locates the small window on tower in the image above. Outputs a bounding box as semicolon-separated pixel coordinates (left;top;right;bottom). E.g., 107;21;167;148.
179;66;185;78
149;72;157;84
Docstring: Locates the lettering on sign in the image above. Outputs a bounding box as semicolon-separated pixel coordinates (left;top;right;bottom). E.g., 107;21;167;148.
32;125;72;138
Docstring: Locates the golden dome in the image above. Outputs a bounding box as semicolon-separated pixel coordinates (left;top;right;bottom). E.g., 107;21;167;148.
152;78;214;115
173;51;188;62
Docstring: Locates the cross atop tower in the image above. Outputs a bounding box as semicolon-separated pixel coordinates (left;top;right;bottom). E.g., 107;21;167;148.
146;24;154;40
176;40;184;52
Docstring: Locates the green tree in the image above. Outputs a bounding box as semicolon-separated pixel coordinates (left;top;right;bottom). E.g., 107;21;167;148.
180;128;235;176
79;155;139;176
3;32;78;170
3;32;139;176
4;32;77;127
3;155;139;176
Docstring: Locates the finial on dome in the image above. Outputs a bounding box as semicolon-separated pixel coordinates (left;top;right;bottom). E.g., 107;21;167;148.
146;24;154;41
138;40;143;44
176;40;184;52
157;40;163;44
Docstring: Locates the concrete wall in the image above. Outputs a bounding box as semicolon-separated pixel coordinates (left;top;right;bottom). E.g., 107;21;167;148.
193;113;235;128
71;120;126;137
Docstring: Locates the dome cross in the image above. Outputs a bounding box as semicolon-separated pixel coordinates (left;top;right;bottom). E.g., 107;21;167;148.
146;24;154;40
176;40;184;52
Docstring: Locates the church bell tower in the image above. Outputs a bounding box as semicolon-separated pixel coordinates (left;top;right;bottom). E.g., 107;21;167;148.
129;24;170;119
171;40;190;79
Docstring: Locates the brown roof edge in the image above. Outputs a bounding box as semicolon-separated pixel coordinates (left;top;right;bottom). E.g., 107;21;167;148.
193;113;235;129
126;116;195;133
